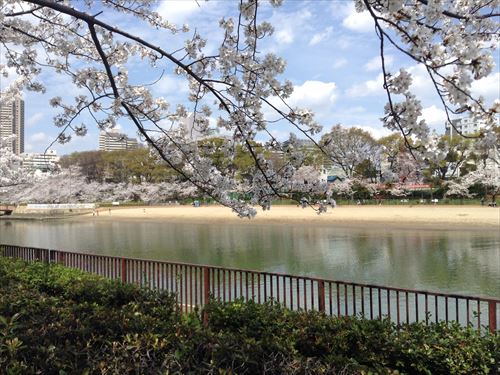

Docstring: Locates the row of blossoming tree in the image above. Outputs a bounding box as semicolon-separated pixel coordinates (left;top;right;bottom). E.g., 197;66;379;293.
1;126;498;205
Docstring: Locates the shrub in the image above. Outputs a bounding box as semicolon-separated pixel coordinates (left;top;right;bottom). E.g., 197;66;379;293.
0;257;497;374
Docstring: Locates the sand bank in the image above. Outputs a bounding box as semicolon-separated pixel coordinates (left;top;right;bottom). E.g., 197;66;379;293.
86;205;500;230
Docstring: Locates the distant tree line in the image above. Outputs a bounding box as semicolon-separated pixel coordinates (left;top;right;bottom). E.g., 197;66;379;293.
60;148;176;184
2;123;498;205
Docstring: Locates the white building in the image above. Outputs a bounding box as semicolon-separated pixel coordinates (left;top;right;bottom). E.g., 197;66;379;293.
22;149;60;172
0;98;24;155
445;117;486;137
99;130;138;151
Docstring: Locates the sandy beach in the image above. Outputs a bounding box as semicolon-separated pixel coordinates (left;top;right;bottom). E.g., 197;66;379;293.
87;205;500;230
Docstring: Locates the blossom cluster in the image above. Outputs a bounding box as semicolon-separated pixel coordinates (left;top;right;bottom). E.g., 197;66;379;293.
357;0;499;160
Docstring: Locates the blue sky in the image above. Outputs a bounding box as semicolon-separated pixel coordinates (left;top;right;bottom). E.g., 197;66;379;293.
6;0;499;154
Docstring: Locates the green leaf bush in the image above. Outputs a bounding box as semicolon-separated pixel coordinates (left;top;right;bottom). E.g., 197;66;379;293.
0;257;497;374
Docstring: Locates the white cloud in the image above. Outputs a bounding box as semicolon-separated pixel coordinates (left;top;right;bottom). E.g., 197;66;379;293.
309;26;333;46
407;65;499;109
420;105;447;129
153;74;189;96
407;64;456;106
275;29;294;45
342;4;374;33
269;8;312;46
264;80;338;123
344;106;366;114
30;132;49;143
346;73;384;97
471;72;500;105
269;128;290;141
0;66;18;91
26;112;43;127
334;37;353;50
346;64;440;103
364;55;393;72
156;0;212;26
332;58;348;69
288;80;338;110
355;125;392;139
407;65;435;102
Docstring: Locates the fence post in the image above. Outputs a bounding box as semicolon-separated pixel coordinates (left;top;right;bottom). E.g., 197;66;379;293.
489;301;497;334
203;267;211;305
121;258;127;283
58;252;65;266
203;267;211;326
318;280;325;312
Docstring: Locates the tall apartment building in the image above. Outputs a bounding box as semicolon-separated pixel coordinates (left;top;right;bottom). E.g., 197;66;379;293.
98;129;138;151
0;98;25;155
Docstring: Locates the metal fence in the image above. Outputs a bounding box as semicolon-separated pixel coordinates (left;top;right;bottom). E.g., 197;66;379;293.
1;244;498;333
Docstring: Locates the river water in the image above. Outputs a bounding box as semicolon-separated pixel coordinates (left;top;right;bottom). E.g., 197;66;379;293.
0;219;499;297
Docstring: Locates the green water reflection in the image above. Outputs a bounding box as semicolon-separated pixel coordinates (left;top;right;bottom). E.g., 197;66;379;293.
1;219;498;297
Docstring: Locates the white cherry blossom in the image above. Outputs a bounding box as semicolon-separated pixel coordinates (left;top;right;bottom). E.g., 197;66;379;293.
1;0;498;215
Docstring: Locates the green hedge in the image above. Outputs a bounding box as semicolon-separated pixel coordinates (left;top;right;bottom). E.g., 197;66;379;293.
0;257;498;374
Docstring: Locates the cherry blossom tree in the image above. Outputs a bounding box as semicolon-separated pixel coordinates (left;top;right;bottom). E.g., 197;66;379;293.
476;164;500;202
359;0;499;154
0;166;199;204
444;179;475;199
388;183;410;198
0;135;31;189
329;177;378;201
378;133;403;181
288;165;327;208
329;178;354;199
290;166;321;188
444;162;500;201
392;150;425;184
320;125;380;178
1;0;498;215
425;135;476;181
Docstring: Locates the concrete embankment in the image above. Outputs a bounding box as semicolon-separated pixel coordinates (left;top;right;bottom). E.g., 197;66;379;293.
0;206;93;220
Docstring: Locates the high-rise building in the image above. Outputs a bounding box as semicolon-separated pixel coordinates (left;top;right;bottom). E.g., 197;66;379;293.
98;129;138;151
0;98;25;155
